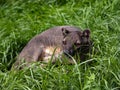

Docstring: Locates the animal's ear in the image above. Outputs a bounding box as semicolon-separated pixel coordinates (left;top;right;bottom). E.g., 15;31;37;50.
83;29;90;37
62;28;70;37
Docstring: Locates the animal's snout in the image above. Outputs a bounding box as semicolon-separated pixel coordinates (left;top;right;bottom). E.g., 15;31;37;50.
63;50;69;55
63;49;74;56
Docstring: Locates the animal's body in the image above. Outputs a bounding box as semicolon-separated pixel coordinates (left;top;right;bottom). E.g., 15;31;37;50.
14;26;91;69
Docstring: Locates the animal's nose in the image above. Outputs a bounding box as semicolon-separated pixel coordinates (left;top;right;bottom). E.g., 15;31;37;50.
69;49;74;56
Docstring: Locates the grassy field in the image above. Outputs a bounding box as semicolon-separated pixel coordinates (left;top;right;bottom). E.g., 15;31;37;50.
0;0;120;89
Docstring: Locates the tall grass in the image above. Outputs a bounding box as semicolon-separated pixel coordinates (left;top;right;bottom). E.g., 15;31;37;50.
0;0;120;89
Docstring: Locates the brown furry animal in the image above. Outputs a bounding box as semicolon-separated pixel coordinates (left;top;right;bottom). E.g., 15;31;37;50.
14;26;91;69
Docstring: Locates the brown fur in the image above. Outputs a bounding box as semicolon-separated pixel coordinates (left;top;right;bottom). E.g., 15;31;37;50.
13;26;91;69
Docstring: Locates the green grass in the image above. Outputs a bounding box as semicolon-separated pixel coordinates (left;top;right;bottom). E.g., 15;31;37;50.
0;0;120;89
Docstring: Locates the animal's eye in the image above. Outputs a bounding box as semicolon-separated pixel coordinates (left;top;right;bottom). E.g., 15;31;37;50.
75;40;81;45
62;40;67;45
86;35;89;38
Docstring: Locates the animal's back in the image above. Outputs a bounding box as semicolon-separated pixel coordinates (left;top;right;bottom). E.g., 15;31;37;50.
38;26;81;45
19;26;77;52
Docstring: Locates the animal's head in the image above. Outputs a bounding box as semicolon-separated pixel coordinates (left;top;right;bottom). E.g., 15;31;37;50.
62;28;90;56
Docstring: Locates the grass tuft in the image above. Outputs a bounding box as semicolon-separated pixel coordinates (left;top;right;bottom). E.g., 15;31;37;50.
0;0;120;89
